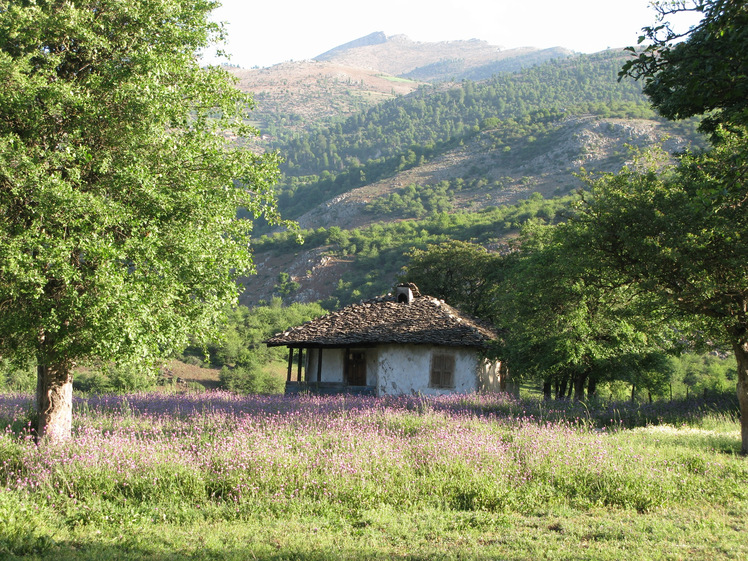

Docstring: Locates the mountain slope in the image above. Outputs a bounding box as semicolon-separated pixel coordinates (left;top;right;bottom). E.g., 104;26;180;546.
243;115;697;308
235;44;704;308
290;116;691;231
228;33;574;142
228;62;422;138
314;33;573;82
268;50;672;222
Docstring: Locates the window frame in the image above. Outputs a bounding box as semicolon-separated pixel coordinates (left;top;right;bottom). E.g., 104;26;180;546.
430;352;456;389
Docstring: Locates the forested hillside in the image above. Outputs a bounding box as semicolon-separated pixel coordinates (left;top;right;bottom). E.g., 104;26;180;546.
229;33;573;145
243;49;703;307
246;193;570;308
269;50;700;221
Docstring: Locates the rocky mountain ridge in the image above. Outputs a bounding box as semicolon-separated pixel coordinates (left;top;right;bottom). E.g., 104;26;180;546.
228;33;574;139
314;32;573;82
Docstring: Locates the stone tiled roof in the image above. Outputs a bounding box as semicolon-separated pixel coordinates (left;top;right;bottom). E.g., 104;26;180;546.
265;294;499;349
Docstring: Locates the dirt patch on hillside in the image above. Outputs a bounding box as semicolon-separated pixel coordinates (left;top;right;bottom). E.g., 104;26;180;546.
231;61;420;96
161;359;221;391
228;62;421;134
316;34;539;77
240;247;353;307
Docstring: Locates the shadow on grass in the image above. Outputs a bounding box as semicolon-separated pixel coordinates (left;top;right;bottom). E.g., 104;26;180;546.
5;542;518;561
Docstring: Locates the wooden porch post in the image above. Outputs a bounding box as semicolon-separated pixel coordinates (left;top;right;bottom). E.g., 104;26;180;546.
286;348;293;382
297;348;303;382
317;348;323;383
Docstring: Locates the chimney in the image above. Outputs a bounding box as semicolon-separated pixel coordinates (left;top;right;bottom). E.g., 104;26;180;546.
396;283;415;304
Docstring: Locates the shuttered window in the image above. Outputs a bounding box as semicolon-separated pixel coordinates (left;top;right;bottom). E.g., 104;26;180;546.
430;353;455;388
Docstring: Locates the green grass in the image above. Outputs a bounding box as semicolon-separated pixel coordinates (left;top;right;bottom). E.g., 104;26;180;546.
3;503;746;560
377;74;420;84
0;392;745;560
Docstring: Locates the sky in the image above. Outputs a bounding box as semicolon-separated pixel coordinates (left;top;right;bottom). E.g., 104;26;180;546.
204;0;701;69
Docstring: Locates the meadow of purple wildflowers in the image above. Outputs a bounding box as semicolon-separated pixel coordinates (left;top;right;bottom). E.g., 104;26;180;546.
0;391;745;558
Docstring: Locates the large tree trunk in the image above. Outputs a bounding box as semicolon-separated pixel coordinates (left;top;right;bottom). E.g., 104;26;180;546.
556;377;568;400
36;363;73;443
587;375;598;400
498;362;508;392
733;339;748;455
573;370;588;401
543;380;552;400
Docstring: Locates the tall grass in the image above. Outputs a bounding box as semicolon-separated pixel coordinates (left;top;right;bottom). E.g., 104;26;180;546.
0;391;744;558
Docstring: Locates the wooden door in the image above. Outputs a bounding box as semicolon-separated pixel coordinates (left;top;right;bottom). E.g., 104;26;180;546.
346;351;367;386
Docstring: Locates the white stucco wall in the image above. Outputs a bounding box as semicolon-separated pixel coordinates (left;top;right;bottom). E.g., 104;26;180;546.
305;348;344;383
477;359;502;393
376;344;481;396
304;344;504;396
305;347;378;386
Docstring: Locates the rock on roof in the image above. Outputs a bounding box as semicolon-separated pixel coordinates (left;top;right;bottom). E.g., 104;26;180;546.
265;294;499;348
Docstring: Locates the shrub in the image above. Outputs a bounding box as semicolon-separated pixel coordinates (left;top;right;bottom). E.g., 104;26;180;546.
0;359;35;392
73;363;157;394
220;361;284;394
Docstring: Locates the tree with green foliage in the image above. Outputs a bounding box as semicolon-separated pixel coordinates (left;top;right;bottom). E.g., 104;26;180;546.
591;0;748;453
0;358;34;392
670;352;737;398
573;136;748;451
621;0;748;135
194;299;325;394
402;240;501;319
273;272;300;300
496;221;676;401
0;0;284;442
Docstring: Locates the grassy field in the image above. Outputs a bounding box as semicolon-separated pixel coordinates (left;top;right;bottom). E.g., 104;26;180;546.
0;391;745;560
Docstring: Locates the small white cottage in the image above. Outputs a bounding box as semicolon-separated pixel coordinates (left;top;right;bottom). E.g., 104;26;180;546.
265;283;509;396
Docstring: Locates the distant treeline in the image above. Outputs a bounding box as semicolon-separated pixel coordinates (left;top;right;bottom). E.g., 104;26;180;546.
254;192;571;307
